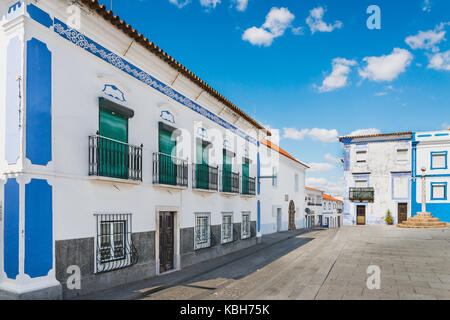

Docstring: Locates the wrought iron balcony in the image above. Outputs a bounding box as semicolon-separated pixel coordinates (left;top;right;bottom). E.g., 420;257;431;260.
193;163;219;191
152;152;188;187
89;135;143;181
241;175;256;196
220;170;240;194
349;187;375;202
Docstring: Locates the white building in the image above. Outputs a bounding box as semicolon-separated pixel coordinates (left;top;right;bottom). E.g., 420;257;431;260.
412;130;450;222
0;0;279;299
322;194;343;228
305;187;324;228
259;139;308;235
339;132;413;226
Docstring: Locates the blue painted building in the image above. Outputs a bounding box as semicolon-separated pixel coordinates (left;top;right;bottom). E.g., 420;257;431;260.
411;130;450;223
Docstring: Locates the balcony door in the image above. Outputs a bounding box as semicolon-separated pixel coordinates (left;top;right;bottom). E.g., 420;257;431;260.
356;205;366;225
159;126;177;185
196;140;209;189
99;109;128;179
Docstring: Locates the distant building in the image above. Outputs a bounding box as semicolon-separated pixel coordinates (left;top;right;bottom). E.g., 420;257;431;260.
322;194;343;228
339;132;413;226
305;187;324;227
412;130;450;223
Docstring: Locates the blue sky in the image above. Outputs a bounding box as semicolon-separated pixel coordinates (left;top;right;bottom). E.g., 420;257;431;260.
99;0;450;194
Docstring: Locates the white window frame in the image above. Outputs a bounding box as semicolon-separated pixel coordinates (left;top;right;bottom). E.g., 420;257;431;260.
396;147;409;163
221;213;234;244
194;213;211;250
241;212;251;239
355;150;368;164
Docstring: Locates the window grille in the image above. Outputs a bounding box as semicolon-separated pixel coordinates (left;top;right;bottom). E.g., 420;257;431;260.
195;213;211;250
241;213;251;239
222;213;233;244
95;214;138;273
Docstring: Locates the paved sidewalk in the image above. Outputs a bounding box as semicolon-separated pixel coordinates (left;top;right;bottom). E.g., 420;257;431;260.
73;228;317;300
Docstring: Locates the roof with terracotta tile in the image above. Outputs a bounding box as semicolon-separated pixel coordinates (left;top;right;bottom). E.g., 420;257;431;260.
305;186;324;193
260;139;309;168
339;131;412;142
323;194;343;203
79;0;270;136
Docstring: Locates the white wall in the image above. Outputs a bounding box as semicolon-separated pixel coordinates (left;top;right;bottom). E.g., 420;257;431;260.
259;144;306;235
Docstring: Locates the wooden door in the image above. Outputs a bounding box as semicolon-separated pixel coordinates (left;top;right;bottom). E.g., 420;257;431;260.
398;203;408;224
159;212;174;273
356;205;366;225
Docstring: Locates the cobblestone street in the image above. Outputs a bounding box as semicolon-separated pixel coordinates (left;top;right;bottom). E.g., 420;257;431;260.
139;226;450;300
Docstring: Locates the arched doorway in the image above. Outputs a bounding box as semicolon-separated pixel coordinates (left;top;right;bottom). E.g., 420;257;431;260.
289;200;296;230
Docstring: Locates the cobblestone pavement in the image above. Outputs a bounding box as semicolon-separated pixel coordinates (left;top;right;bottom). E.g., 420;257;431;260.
140;226;450;300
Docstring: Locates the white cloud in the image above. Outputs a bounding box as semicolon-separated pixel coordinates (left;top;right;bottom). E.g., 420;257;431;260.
306;7;342;34
283;127;339;143
233;0;248;11
200;0;221;9
347;128;381;137
169;0;191;8
325;153;342;164
422;0;431;12
427;50;450;71
305;177;345;195
317;58;357;92
405;27;446;52
308;162;336;173
242;7;296;47
359;48;413;82
443;123;450;129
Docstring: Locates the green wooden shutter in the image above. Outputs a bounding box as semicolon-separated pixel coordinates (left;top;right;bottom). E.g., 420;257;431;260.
196;140;209;189
242;158;250;194
223;150;232;192
98;109;128;179
158;128;177;185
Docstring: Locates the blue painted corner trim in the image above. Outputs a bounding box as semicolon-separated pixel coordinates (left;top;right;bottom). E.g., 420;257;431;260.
7;1;23;20
27;3;53;28
26;38;52;166
53;19;257;145
6;37;22;165
257;200;261;233
4;179;20;279
25;179;53;278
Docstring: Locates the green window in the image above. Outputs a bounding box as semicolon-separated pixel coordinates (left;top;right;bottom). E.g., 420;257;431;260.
98;109;128;179
242;158;250;194
222;150;232;192
158;126;177;185
196;140;209;189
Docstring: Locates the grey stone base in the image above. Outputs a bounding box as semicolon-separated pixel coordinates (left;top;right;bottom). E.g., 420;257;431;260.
56;231;155;299
0;283;62;300
180;221;258;268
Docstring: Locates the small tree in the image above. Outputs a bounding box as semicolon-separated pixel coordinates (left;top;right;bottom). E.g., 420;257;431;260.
385;210;394;225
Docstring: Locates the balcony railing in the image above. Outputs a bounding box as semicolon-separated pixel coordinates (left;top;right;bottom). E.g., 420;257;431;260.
307;202;323;206
220;170;240;194
152;152;188;187
193;163;219;191
241;176;256;196
89;135;143;181
349;187;375;202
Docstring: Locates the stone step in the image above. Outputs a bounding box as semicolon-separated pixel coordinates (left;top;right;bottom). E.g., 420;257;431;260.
397;214;448;229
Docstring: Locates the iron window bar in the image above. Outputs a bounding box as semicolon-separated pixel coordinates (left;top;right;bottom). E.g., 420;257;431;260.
152;152;188;187
194;214;211;250
221;214;234;244
241;213;251;239
193;163;219;191
95;213;138;273
220;169;240;194
241;176;256;196
89;135;143;181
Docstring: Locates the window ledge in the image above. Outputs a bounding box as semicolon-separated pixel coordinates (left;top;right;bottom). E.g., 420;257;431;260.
193;188;218;194
153;183;188;190
88;176;142;185
220;191;239;197
240;193;256;198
